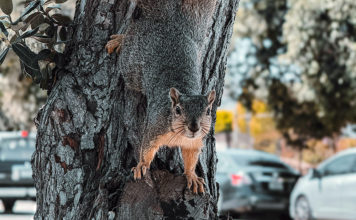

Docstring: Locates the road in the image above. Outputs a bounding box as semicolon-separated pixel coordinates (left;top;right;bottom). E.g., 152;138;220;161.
0;200;35;220
0;200;291;220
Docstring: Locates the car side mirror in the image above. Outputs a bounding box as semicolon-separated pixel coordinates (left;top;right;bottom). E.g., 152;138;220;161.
310;168;322;179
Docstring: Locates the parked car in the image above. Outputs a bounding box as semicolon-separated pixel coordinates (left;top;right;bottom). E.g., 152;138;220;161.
0;131;36;213
217;148;300;217
289;148;356;220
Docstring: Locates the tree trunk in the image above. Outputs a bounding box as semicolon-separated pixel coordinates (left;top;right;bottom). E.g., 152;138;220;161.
32;0;239;219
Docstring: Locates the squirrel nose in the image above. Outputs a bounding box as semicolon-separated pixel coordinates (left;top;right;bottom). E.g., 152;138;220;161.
188;121;200;133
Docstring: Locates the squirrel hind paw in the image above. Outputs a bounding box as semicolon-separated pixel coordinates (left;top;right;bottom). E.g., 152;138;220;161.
185;173;205;194
131;162;148;180
105;34;125;54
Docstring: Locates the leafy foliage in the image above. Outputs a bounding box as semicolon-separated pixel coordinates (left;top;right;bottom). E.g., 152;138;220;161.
215;110;233;133
236;100;276;138
228;0;356;148
0;0;71;89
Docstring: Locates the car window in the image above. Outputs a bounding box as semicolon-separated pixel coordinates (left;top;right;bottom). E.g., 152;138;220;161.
0;138;35;161
352;154;356;173
248;160;288;169
217;153;239;173
323;154;356;176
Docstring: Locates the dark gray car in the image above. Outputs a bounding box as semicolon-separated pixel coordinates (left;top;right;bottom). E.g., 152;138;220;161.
217;148;300;217
0;131;36;213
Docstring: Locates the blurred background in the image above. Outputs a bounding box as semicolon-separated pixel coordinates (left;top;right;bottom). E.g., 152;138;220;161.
1;0;356;220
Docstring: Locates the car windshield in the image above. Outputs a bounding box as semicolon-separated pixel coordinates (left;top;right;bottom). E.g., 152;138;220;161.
217;154;240;172
0;138;35;161
217;151;291;172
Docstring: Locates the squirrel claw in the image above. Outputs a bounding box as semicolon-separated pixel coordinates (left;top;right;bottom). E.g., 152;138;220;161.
106;34;125;54
185;173;205;194
131;162;148;180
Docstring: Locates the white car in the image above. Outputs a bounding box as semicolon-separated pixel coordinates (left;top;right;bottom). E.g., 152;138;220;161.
289;148;356;220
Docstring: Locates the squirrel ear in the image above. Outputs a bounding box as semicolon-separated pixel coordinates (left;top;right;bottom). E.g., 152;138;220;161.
207;90;216;106
169;88;180;105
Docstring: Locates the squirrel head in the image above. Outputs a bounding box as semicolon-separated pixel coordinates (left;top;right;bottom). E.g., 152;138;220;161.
169;88;216;139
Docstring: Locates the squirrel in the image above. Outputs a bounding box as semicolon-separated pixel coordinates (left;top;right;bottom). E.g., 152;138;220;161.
106;0;216;194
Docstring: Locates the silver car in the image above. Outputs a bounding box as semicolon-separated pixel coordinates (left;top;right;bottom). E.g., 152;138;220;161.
289;148;356;220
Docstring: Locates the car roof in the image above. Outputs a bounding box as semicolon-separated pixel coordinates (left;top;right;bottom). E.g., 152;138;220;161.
340;147;356;154
217;148;299;174
217;148;281;161
318;147;356;169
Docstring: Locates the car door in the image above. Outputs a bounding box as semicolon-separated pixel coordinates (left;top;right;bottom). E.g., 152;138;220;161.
339;153;356;219
314;154;355;219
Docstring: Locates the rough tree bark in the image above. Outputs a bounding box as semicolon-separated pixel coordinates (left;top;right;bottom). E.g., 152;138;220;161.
32;0;239;219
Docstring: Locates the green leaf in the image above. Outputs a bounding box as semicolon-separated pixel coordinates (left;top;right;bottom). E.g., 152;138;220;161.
54;52;64;68
45;4;61;13
17;0;32;7
9;34;16;43
23;11;41;24
19;26;39;39
20;58;42;83
21;11;41;31
31;15;46;29
59;26;66;41
12;0;40;25
32;35;53;44
26;65;41;83
37;49;51;60
0;47;9;65
51;13;71;25
0;0;13;15
54;40;69;45
45;25;56;37
54;0;67;3
12;43;39;72
11;21;26;31
12;43;35;65
38;60;50;89
0;21;8;36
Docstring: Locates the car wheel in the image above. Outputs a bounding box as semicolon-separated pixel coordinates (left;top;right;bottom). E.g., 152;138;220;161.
2;199;16;213
295;196;312;220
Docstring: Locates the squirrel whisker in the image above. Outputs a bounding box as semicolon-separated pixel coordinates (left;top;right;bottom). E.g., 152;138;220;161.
173;125;185;130
172;127;185;133
201;128;209;136
167;129;184;146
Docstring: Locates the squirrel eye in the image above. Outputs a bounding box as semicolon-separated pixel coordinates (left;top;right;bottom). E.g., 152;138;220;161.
207;108;211;115
176;106;181;115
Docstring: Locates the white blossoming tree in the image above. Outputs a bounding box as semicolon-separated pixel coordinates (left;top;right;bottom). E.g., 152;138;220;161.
228;0;356;151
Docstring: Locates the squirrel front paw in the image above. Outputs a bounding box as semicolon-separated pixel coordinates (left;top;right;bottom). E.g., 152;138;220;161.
105;34;125;54
131;162;149;180
185;172;205;194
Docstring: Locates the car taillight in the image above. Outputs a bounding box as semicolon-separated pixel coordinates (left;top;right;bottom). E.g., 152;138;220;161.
21;130;29;138
230;172;252;187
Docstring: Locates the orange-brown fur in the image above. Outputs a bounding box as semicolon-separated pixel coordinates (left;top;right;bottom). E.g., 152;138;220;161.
105;34;125;54
132;89;215;194
132;132;205;193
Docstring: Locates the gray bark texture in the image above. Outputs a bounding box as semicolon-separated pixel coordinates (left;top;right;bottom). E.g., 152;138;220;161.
32;0;239;219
